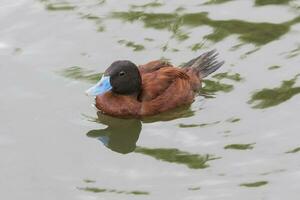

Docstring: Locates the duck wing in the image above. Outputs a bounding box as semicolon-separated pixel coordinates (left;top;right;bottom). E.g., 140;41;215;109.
140;66;189;101
139;67;195;116
138;60;173;73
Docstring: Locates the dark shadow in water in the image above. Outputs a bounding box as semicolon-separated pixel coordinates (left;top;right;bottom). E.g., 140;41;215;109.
78;186;149;195
239;181;268;187
39;0;300;51
58;66;102;83
85;108;219;169
260;169;286;176
134;146;218;169
130;2;163;9
200;72;244;97
179;120;220;128
118;40;145;51
285;146;300;154
268;65;281;70
86;105;195;154
86;112;142;154
111;11;300;46
202;0;233;5
255;0;292;6
212;72;243;82
202;79;234;94
224;143;255;150
283;44;300;59
203;0;292;6
188;186;201;191
249;74;300;109
39;1;76;11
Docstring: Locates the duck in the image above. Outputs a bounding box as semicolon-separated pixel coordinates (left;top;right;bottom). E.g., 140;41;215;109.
86;50;224;118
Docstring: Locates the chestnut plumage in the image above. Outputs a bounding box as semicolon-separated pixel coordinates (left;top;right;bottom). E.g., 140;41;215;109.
86;50;224;118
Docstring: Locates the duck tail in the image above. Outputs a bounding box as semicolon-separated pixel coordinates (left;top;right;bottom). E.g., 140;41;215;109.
182;50;224;78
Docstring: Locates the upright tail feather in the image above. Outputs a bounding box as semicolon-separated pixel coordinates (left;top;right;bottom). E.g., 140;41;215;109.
183;50;224;78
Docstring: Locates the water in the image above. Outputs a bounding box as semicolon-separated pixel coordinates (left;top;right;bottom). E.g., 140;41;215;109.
1;0;300;199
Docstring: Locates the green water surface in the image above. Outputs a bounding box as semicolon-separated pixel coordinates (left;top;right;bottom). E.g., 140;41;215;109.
1;0;300;199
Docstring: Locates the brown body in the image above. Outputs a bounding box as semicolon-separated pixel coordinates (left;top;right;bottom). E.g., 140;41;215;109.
95;60;202;118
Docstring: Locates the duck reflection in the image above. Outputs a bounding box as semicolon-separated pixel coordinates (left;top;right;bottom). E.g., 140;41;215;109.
87;112;142;154
86;105;195;154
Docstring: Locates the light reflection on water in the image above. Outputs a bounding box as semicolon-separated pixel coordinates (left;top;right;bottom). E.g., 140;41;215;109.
1;0;300;200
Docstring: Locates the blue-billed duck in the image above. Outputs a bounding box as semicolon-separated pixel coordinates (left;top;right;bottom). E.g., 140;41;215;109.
86;50;224;118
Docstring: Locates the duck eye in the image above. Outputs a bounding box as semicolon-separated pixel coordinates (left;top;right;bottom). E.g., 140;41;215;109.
119;71;126;76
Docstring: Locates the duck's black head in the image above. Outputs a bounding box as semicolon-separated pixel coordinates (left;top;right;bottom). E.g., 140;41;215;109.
86;60;142;96
105;60;141;95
